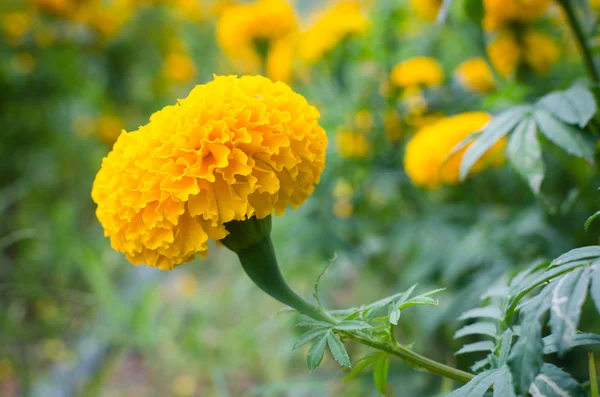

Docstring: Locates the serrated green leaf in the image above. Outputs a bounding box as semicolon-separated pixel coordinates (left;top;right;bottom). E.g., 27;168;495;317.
538;85;597;128
530;363;586;397
458;306;503;321
446;368;502;397
542;332;600;354
493;366;517;397
307;332;328;370
389;284;417;325
549;267;591;354
592;262;600;316
498;329;515;365
327;331;351;367
293;328;329;350
297;320;334;328
334;320;372;331
455;341;495;355
460;105;529;180
454;322;497;339
534;108;594;161
585;211;600;232
373;353;389;395
344;353;382;382
507;116;544;193
509;286;552;394
550;246;600;267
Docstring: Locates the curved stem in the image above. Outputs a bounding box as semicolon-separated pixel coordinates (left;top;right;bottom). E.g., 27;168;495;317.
558;0;600;84
345;332;475;384
236;234;338;324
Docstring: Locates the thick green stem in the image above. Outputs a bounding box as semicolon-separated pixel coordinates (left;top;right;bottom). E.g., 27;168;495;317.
559;0;600;84
345;332;474;384
235;234;338;324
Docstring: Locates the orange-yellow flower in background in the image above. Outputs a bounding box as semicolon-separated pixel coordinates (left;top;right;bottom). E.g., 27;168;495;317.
1;12;33;43
32;0;76;16
391;56;444;89
483;0;550;31
410;0;442;21
336;131;370;159
266;35;295;83
92;75;327;270
217;0;297;72
454;57;495;94
404;112;505;189
164;52;197;83
332;178;354;219
487;32;521;78
522;29;559;75
298;1;369;64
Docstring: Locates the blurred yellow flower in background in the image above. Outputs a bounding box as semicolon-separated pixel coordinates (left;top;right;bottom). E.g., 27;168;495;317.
404;112;505;189
298;1;369;64
487;32;521;78
92;75;327;269
522;29;559;75
384;108;402;142
391;56;444;89
483;0;550;31
96;115;125;145
332;178;354;219
266;35;296;82
217;0;297;72
1;12;32;44
336;131;370;159
164;52;197;83
454;57;495;93
410;0;442;21
355;109;374;132
32;0;76;16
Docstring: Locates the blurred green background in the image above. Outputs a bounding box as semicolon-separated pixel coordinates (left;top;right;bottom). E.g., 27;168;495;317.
1;0;599;396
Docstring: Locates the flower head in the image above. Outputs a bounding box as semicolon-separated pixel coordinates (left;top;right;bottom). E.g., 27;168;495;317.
92;75;327;269
298;1;369;64
410;0;442;21
217;0;297;71
483;0;550;31
454;57;495;94
404;112;505;189
522;29;559;75
391;56;444;89
487;32;521;78
336;131;370;159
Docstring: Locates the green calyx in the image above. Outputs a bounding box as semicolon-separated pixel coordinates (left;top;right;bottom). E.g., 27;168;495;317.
222;215;337;324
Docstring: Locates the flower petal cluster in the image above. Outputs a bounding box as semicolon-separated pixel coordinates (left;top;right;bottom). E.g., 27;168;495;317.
404;112;505;189
483;0;550;31
298;1;369;64
92;75;327;270
391;57;444;89
454;57;495;94
217;0;297;71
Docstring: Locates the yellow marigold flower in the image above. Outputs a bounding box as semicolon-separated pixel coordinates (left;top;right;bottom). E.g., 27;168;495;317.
593;0;600;10
217;0;297;71
333;199;353;219
404;112;505;189
410;0;442;21
483;0;550;31
355;109;374;132
33;0;75;16
164;53;197;83
454;57;495;94
391;56;444;88
487;32;521;78
336;131;370;159
298;1;369;64
522;29;559;75
75;1;133;38
92;75;327;270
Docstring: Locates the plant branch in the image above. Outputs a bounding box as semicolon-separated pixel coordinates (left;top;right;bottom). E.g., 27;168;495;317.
343;331;475;384
558;0;600;84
